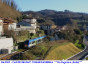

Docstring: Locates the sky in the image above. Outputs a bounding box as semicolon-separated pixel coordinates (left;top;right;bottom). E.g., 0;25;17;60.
15;0;88;13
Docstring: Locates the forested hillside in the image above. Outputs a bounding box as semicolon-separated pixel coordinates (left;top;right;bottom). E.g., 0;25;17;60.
0;0;21;19
23;9;88;26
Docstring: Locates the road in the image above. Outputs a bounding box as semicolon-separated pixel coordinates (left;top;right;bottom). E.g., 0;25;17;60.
68;36;88;60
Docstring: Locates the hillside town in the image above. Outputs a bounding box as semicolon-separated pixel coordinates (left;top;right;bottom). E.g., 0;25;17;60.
0;18;39;54
0;15;87;60
0;16;73;59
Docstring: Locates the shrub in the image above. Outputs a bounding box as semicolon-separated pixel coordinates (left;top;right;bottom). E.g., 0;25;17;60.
31;46;48;57
19;30;29;36
74;29;83;35
23;51;36;60
75;40;85;49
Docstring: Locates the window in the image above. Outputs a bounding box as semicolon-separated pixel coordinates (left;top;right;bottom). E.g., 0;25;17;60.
32;41;35;44
0;49;8;54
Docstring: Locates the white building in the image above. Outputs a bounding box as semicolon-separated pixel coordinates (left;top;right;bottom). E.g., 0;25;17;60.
15;26;36;34
61;25;67;30
8;23;17;30
40;24;51;30
0;37;13;54
22;19;37;27
30;19;37;29
2;18;17;35
0;19;3;36
17;18;37;33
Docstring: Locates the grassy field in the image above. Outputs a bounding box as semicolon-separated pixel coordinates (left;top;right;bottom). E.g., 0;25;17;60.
45;43;81;60
21;40;71;60
15;40;82;60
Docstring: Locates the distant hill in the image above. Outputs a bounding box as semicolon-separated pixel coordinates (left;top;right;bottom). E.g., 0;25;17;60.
38;9;88;18
38;9;58;16
0;0;21;19
23;9;88;26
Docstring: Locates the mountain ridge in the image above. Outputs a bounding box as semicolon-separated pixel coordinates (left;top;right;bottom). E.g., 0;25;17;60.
22;9;88;26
